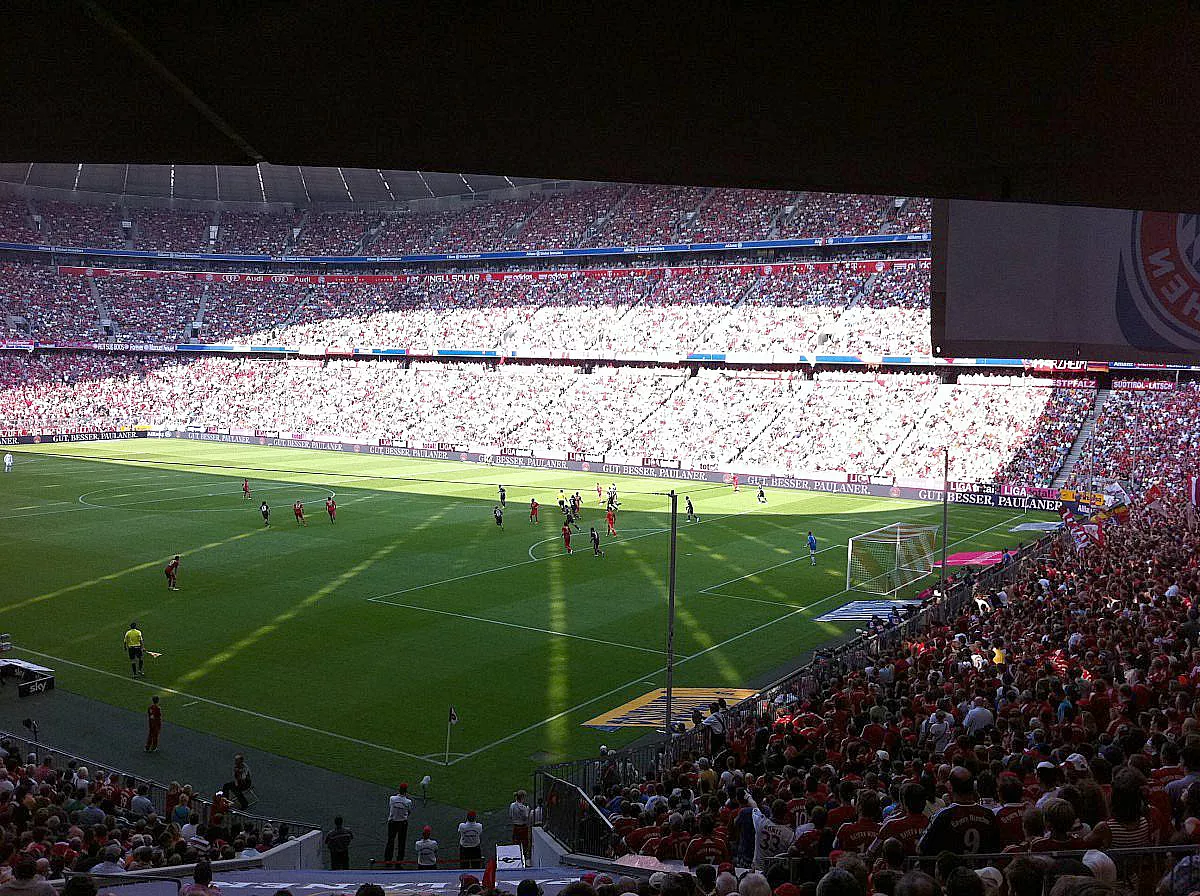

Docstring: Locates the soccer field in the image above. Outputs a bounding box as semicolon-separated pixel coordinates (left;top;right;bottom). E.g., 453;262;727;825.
0;440;1045;806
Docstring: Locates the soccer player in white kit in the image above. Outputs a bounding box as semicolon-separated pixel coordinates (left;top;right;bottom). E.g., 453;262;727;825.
3;453;11;473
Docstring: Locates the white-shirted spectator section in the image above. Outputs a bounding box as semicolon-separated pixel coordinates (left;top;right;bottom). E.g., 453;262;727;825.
0;264;102;342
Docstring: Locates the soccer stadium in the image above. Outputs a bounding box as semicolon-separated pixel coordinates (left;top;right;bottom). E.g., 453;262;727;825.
4;26;1200;894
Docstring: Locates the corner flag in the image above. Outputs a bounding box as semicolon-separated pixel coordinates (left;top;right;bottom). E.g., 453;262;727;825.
449;706;459;725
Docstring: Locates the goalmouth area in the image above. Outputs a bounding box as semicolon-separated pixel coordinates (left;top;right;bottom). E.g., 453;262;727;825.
0;436;1053;807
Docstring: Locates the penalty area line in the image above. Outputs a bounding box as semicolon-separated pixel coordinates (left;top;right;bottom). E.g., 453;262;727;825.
10;646;444;767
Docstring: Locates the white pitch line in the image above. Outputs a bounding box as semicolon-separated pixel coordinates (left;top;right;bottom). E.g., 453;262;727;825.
700;544;841;593
11;646;441;766
447;511;1026;765
369;506;762;600
367;597;667;655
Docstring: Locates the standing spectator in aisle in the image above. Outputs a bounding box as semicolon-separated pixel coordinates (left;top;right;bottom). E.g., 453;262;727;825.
324;816;354;870
701;702;726;755
510;790;532;858
384;782;413;865
458;809;484;868
231;754;253;808
145;695;162;752
415;825;438;869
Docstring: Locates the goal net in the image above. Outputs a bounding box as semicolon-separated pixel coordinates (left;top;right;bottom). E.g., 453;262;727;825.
846;522;941;595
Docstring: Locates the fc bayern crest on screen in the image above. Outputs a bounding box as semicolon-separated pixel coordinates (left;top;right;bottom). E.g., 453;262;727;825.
1118;211;1200;352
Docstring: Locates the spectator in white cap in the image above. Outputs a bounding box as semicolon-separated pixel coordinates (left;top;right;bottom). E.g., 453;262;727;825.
1081;851;1116;884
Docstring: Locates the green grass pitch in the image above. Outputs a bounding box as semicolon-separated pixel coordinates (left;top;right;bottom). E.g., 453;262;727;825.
0;440;1048;806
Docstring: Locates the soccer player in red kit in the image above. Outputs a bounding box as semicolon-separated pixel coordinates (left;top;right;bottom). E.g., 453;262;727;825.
164;555;180;591
596;482;603;501
145;695;162;752
731;473;740;493
529;498;539;523
561;523;572;554
293;500;307;526
242;478;251;500
606;508;617;536
325;497;336;522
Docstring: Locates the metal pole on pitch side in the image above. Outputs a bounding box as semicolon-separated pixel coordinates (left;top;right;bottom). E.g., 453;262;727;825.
445;716;451;766
941;449;949;583
664;490;679;739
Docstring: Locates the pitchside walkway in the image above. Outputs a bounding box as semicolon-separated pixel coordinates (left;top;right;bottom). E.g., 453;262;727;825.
0;688;510;868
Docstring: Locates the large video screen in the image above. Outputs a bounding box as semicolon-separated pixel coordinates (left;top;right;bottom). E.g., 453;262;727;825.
932;199;1200;362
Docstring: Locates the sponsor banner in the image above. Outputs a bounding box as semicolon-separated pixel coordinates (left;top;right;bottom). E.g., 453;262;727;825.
1112;379;1175;391
159;431;1090;513
1021;359;1110;374
57;257;927;286
9;231;929;265
0;431;146;446
206;868;589;896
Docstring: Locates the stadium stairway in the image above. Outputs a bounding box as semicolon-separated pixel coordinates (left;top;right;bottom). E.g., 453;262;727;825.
1053;388;1109;488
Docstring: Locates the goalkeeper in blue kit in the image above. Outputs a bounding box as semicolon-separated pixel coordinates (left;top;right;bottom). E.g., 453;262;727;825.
808;531;818;566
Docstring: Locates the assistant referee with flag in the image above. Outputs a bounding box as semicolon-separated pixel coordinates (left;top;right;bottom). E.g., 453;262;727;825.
123;621;145;677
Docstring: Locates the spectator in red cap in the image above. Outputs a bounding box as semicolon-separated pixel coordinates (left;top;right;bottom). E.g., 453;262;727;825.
415;825;438;869
458;809;483;868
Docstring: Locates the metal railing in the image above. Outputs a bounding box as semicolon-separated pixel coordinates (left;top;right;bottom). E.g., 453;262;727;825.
534;533;1054;853
539;773;615;858
0;730;321;838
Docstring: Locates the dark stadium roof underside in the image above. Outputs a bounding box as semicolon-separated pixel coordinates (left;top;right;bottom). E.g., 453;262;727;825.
0;164;565;206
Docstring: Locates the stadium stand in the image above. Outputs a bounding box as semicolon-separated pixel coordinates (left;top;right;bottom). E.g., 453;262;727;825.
1003;386;1095;487
1068;382;1200;493
216;211;298;255
0;201;40;242
678;189;801;243
0;264;102;342
510;186;625;249
0;738;302;873
782;192;891;238
94;278;204;344
584;185;708;246
132;209;211;252
291;211;373;255
545;501;1200;890
35;201;124;249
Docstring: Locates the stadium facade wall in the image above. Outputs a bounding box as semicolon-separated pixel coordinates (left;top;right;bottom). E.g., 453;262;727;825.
7;428;1098;513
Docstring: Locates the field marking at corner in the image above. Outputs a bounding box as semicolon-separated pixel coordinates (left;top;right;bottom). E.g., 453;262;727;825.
11;646;443;766
367;597;667;655
447;512;1026;765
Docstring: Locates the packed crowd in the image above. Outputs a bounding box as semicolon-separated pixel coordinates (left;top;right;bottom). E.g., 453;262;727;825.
0;741;297;879
37;202;124;250
782;194;892;239
1002;387;1095;487
568;497;1200;896
0;264;102;342
0;189;932;259
94;278;203;344
1067;384;1200;495
0;355;1109;489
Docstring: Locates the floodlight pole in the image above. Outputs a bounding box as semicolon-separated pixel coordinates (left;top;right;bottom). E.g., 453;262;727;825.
941;449;949;582
664;490;679;739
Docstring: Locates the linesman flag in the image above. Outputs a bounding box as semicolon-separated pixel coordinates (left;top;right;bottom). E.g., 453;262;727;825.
449;706;459;725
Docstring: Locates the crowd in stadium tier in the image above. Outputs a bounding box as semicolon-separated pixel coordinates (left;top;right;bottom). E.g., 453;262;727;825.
36;202;124;250
0;202;39;242
781;194;892;239
507;186;627;250
0;264;101;342
131;209;210;252
576;504;1200;891
0;357;1103;489
199;282;313;343
585;186;709;247
0;189;932;259
215;211;298;255
1002;388;1095;488
0;741;295;876
679;189;801;243
94;278;203;344
887;380;1058;482
883;197;934;234
1066;383;1200;495
291;211;372;255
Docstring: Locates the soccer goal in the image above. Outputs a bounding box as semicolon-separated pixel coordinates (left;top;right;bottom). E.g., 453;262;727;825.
846;522;941;595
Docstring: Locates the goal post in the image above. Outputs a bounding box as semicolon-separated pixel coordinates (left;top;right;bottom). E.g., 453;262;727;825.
846;522;942;596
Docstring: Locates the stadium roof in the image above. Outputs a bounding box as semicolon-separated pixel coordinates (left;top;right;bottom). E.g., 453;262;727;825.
0;163;564;205
7;7;1200;211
